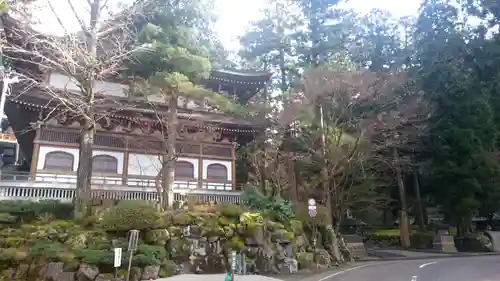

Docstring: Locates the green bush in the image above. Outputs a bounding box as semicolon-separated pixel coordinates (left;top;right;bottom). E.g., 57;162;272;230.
410;232;434;249
76;249;113;266
241;183;293;223
134;244;167;266
455;234;492;252
0;200;73;222
100;200;159;231
159;260;179;277
28;241;66;262
363;229;400;247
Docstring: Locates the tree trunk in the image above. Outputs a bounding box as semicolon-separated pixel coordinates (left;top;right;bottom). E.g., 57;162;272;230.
162;96;177;210
73;0;99;219
394;147;410;248
317;102;342;262
74;123;94;219
413;168;426;231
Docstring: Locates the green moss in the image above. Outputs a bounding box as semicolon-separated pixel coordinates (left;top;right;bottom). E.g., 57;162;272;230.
296;252;314;269
5;237;25;247
265;220;285;232
145;229;170;246
283;230;295;241
0;213;16;224
225;236;245;251
167;226;182;237
218;217;233;226
289;220;303;235
172;212;193;226
217;204;244;218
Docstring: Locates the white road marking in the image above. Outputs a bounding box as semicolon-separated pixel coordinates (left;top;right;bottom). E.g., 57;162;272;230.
316;264;375;281
419;261;437;269
411;276;418;281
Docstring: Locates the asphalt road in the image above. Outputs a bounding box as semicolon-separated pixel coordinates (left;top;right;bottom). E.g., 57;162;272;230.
325;256;500;281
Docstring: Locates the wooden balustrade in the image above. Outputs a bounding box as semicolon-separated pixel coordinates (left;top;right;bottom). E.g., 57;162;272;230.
0;171;241;203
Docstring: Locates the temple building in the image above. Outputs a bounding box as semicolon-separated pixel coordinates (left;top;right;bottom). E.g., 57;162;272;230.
0;12;272;203
0;68;270;203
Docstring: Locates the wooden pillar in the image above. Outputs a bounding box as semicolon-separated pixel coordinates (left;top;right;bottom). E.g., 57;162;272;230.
122;138;129;185
198;156;203;189
29;127;41;177
122;152;129;185
232;145;236;190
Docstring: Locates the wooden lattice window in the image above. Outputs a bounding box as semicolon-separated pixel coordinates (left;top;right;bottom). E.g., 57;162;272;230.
175;161;195;179
206;163;228;180
43;151;74;171
93;155;119;173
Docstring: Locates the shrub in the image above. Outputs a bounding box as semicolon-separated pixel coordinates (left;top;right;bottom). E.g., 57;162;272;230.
28;241;66;262
0;200;73;222
363;229;400;247
410;232;434;249
134;244;167;266
455;234;492;252
76;249;113;266
159;260;179;278
241;184;294;223
100;200;159;231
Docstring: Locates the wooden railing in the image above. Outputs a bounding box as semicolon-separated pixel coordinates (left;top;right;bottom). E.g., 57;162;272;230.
0;172;241;203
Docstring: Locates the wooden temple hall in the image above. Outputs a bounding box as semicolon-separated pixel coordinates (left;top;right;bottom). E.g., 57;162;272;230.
0;68;271;203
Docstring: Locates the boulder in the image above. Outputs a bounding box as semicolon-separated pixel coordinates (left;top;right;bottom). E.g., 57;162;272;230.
130;267;142;281
140;265;160;280
76;264;99;281
39;262;64;281
55;272;76;281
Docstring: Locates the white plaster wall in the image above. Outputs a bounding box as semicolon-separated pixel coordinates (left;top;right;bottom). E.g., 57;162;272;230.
127;154;199;178
37;146;79;171
93;150;124;174
127;153;162;176
202;159;232;181
49;72;128;97
37;145;124;173
177;157;199;179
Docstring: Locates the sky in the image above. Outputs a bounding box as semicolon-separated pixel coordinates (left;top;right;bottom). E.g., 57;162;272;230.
31;0;423;51
215;0;423;50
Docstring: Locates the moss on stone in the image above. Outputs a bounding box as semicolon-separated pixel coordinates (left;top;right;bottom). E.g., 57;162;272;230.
296;252;314;269
171;212;193;226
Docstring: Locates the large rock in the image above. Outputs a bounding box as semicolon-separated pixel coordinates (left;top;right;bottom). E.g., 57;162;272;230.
140;265;160;280
55;272;76;281
39;262;64;281
130;267;142;281
76;264;99;281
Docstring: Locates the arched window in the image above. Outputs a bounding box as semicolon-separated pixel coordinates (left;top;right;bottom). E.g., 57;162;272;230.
206;163;228;180
93;155;118;173
175;161;195;178
44;151;74;171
